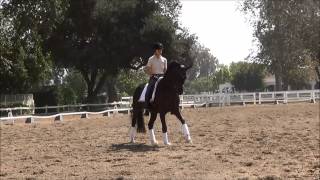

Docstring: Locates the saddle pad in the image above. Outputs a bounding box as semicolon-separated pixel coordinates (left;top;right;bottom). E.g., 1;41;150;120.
138;77;163;103
150;77;163;102
138;83;148;102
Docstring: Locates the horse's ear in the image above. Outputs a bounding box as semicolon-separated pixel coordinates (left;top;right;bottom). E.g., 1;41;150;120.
168;61;179;70
184;64;192;70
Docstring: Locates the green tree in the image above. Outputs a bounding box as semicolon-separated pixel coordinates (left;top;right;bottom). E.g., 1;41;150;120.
116;69;148;97
186;43;218;81
0;0;66;94
183;42;227;94
215;64;231;85
184;77;213;94
63;69;87;103
230;62;266;92
56;85;77;105
184;64;230;94
1;0;197;101
241;0;320;90
46;0;193;102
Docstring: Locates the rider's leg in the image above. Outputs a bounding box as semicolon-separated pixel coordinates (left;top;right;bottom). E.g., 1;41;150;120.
145;77;157;107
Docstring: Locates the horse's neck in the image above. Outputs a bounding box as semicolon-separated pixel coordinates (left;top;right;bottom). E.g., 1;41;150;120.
161;76;176;89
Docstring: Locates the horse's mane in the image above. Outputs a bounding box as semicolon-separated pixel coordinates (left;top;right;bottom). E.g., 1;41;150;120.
166;61;181;73
162;61;187;94
164;61;183;79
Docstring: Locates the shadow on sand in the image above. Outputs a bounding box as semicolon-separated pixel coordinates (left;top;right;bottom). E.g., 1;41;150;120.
110;143;161;152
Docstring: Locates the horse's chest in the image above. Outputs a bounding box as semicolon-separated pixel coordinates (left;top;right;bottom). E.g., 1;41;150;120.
155;91;179;106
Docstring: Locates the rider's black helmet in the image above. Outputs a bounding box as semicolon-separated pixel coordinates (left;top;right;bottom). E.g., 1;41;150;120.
153;42;163;50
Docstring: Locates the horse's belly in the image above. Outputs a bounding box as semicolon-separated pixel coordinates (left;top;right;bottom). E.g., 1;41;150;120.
154;94;179;112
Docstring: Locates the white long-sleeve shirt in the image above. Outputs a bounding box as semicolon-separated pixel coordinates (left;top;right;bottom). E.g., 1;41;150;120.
146;55;167;75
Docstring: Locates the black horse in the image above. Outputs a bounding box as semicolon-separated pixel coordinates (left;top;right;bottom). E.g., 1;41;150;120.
129;61;192;145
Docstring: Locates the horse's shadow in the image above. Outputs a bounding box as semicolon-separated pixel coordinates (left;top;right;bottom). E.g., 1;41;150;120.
110;143;161;152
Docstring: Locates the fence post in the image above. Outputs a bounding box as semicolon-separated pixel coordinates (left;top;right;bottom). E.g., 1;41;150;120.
311;91;316;103
45;105;48;114
81;113;89;119
258;93;261;104
25;117;34;123
54;114;63;122
6;110;14;125
103;111;111;117
284;92;288;104
113;105;118;114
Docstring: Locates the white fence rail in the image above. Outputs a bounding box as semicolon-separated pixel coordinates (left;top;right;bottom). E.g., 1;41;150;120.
0;101;131;114
0;107;131;124
179;89;319;107
0;90;318;124
258;90;319;104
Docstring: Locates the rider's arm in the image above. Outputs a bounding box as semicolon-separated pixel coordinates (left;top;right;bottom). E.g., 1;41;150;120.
144;66;152;76
145;59;152;76
163;58;167;73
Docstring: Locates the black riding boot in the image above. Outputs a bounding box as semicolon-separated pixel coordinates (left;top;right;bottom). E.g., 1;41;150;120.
144;87;152;109
144;88;152;116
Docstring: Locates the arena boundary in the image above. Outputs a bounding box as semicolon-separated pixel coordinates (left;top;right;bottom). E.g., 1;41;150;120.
0;89;318;124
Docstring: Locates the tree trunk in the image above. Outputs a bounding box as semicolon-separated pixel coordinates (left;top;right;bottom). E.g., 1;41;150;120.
275;73;282;91
106;77;118;103
315;66;320;81
282;79;289;91
86;91;96;103
80;69;108;103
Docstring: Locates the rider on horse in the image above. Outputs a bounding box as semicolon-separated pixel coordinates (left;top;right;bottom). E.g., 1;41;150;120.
129;43;192;145
144;42;167;108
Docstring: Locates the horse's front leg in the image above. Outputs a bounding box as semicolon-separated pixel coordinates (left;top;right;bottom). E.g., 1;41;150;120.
173;111;192;143
160;112;171;145
148;112;158;145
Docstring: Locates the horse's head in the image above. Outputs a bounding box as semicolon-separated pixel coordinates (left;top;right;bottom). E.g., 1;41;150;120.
164;61;191;94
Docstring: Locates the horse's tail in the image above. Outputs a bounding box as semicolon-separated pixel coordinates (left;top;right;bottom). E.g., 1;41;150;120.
131;84;146;133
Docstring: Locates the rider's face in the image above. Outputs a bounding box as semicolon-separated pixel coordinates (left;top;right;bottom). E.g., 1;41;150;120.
155;49;162;56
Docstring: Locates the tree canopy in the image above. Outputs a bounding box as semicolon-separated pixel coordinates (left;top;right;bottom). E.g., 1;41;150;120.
230;61;266;92
241;0;319;90
1;0;196;102
0;0;62;93
47;0;196;102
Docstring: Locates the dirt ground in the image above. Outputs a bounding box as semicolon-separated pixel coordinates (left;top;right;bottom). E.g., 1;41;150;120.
0;103;319;180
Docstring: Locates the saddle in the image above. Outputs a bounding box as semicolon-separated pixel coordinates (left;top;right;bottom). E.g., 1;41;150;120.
138;77;163;103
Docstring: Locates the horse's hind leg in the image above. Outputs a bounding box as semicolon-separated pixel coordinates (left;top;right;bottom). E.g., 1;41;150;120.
173;111;192;143
129;108;138;143
129;125;137;143
160;112;171;145
148;112;158;145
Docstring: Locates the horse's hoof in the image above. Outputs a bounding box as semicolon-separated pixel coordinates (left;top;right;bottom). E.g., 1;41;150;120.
129;139;136;143
151;140;158;145
186;139;192;144
164;142;172;146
